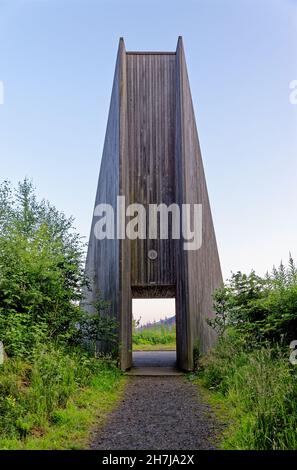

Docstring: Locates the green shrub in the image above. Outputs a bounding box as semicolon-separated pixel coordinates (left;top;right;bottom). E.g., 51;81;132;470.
0;179;87;357
200;332;297;449
208;258;297;345
200;259;297;449
80;299;119;357
0;179;123;448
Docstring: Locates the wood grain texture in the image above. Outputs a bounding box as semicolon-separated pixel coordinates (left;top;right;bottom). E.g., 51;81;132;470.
84;38;222;371
126;53;177;287
83;41;122;356
175;37;223;369
118;40;132;370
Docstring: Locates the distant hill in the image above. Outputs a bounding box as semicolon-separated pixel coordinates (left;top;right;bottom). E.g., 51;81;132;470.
137;315;175;331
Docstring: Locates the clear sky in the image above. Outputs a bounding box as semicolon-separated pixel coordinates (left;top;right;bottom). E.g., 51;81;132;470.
132;299;175;326
0;0;296;288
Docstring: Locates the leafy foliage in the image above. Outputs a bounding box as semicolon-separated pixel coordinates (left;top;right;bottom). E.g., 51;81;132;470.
0;179;122;447
199;329;297;449
0;179;119;357
200;257;297;450
0;179;87;356
80;300;119;356
208;257;297;344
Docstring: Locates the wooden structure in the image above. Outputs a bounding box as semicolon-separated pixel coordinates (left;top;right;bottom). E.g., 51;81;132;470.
84;38;222;371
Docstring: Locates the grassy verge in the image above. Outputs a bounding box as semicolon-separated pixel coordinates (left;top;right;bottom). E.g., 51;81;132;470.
193;330;297;450
133;343;176;351
0;345;125;450
133;323;176;351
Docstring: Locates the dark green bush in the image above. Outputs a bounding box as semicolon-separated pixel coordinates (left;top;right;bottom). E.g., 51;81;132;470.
200;258;297;449
0;179;121;443
208;258;297;345
0;179;87;357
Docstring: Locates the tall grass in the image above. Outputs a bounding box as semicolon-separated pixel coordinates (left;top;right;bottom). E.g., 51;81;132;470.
133;323;176;347
0;344;121;444
199;330;297;449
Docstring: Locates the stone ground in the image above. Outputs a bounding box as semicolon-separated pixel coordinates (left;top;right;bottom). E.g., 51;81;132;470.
132;350;177;367
90;352;223;450
127;350;182;376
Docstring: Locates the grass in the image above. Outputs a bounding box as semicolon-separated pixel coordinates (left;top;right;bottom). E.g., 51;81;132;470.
194;330;297;450
133;343;176;351
0;345;125;450
133;322;176;351
0;374;126;450
186;374;232;448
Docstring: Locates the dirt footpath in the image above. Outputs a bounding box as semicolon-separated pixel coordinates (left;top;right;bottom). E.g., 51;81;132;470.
90;376;223;450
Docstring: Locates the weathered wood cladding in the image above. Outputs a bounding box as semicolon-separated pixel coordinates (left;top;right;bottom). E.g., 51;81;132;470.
84;39;135;369
126;53;177;286
83;40;124;358
84;38;222;371
175;38;222;369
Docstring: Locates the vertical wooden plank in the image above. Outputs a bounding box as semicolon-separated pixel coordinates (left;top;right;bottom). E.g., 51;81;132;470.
118;40;132;370
175;37;223;369
127;53;177;287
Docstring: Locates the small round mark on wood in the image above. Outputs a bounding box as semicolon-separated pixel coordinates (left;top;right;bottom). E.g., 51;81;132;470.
148;249;158;260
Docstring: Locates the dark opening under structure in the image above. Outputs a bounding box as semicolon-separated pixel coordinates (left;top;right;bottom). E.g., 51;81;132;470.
83;37;222;371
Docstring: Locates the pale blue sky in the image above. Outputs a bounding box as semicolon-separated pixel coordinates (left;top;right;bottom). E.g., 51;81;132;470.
133;299;175;326
0;0;296;282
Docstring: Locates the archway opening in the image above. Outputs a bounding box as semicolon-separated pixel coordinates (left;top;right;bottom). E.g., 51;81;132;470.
132;298;176;370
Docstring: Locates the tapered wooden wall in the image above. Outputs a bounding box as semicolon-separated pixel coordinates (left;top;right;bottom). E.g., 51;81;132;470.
84;37;222;371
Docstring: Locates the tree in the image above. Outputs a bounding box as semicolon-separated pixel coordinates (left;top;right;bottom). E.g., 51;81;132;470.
209;259;297;345
0;179;86;357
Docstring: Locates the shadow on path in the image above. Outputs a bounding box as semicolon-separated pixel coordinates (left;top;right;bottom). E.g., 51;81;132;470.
128;350;182;376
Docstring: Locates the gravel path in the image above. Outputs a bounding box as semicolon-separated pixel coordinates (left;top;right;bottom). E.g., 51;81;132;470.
90;376;222;450
132;350;177;367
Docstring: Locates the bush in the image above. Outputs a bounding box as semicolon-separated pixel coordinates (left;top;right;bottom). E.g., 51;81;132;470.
0;179;87;357
200;257;297;449
80;300;119;357
200;332;297;449
208;258;297;345
0;179;123;446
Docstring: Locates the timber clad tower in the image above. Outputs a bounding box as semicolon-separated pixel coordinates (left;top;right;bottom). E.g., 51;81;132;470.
84;37;222;371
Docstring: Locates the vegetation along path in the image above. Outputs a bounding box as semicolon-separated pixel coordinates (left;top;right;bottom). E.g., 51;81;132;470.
90;376;223;450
